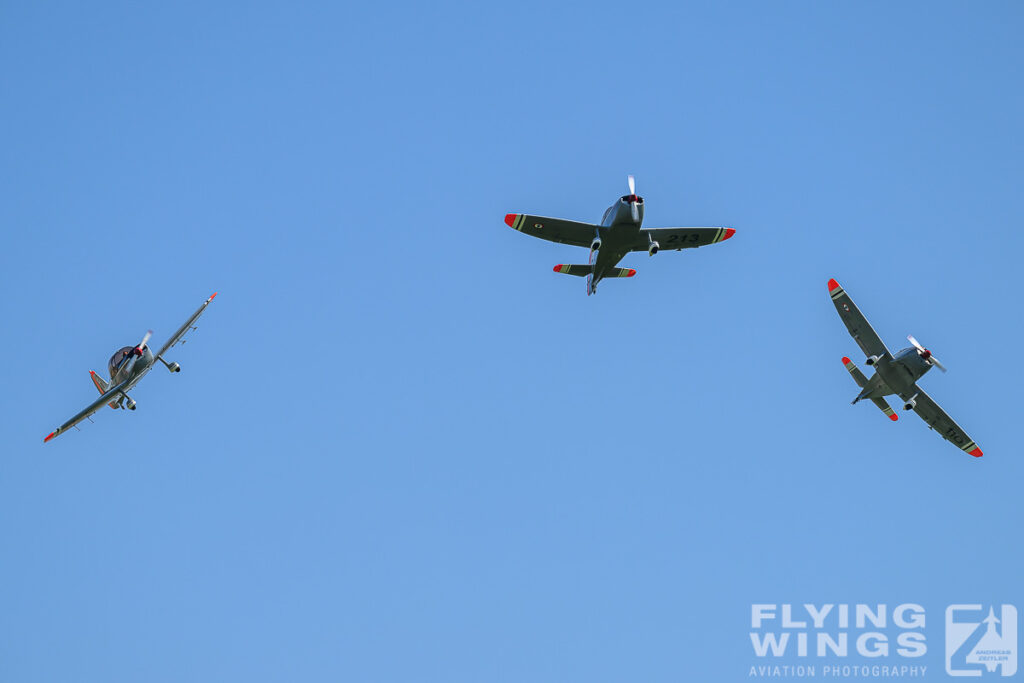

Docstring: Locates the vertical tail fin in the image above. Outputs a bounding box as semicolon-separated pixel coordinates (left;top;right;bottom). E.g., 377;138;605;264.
89;371;109;394
89;371;119;409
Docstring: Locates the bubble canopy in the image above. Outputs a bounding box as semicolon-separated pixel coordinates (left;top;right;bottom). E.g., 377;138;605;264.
108;346;136;377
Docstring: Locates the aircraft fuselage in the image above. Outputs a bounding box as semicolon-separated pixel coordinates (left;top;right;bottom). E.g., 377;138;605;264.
856;347;932;401
588;196;647;295
108;344;156;403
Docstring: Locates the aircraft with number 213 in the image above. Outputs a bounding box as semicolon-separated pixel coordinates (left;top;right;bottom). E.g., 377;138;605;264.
503;176;736;295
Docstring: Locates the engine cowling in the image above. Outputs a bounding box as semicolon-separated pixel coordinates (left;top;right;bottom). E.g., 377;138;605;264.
648;241;660;256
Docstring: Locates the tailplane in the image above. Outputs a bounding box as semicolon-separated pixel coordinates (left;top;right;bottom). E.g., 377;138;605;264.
605;267;637;278
869;397;899;421
554;264;636;296
552;264;636;278
841;357;897;421
553;264;592;277
841;357;867;388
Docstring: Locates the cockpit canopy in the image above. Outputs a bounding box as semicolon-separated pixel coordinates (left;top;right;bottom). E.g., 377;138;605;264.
108;346;136;377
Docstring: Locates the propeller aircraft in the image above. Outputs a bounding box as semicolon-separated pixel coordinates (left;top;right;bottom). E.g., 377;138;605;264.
44;293;217;443
504;176;736;295
828;279;982;457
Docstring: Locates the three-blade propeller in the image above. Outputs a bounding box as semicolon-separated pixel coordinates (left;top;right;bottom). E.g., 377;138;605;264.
907;334;947;373
627;175;639;222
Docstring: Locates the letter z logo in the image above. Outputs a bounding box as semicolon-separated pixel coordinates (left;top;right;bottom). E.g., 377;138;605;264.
946;604;1017;677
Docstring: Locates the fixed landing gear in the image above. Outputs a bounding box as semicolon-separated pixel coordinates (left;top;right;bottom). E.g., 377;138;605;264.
157;356;181;373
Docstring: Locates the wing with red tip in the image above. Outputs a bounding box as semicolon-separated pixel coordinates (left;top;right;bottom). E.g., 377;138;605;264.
503;214;597;247
43;380;129;443
897;385;983;457
636;227;735;251
156;292;218;359
827;279;890;359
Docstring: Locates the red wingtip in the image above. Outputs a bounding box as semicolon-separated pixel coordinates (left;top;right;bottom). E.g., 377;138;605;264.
210;292;217;300
889;413;899;421
89;370;96;376
828;278;840;292
969;447;983;457
44;432;55;443
841;357;851;365
504;213;517;227
553;264;563;273
626;269;636;277
722;228;736;241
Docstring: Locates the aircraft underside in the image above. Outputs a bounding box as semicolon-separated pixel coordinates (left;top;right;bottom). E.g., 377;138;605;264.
853;359;915;402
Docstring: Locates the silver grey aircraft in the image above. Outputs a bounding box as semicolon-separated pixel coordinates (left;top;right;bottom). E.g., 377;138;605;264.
44;293;217;443
504;176;735;295
828;279;982;457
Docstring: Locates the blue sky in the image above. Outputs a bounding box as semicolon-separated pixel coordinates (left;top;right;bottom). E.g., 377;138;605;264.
2;2;1022;681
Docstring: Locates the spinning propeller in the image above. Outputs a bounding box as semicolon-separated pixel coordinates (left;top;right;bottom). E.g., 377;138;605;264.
907;335;946;373
116;330;153;373
134;330;152;356
626;175;640;222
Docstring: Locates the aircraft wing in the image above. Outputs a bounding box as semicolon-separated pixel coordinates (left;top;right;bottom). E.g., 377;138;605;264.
897;385;983;457
156;292;217;359
637;227;735;250
504;214;597;247
827;279;890;359
44;381;129;442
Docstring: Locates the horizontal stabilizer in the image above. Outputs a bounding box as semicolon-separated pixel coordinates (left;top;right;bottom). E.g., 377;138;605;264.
553;264;592;277
870;397;899;421
842;357;895;420
841;356;867;388
606;267;637;278
553;264;636;278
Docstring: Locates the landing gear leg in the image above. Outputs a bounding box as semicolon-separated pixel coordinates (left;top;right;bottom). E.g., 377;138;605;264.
157;356;181;373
